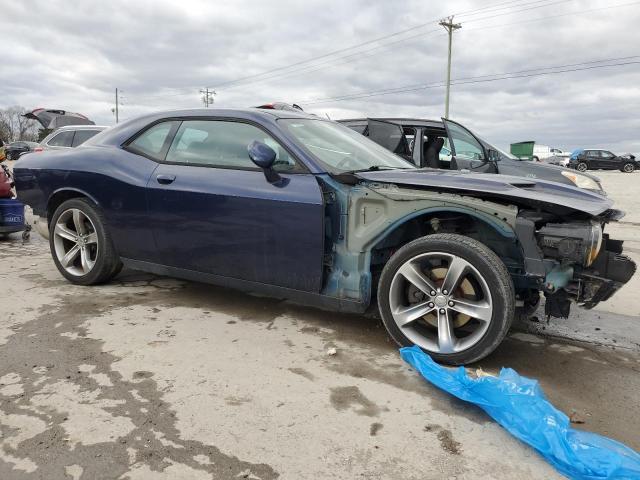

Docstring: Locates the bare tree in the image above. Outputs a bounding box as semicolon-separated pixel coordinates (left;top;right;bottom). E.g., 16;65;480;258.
0;106;40;142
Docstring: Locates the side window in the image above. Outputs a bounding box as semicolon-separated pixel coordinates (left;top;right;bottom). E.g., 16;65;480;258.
346;124;367;134
128;121;178;160
166;120;299;172
72;130;100;147
47;130;75;147
446;122;484;161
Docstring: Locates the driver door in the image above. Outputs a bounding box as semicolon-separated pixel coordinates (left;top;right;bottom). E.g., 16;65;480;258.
442;119;496;173
145;119;325;292
600;151;617;169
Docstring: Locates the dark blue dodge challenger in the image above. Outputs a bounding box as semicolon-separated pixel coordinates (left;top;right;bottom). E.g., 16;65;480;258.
14;108;636;364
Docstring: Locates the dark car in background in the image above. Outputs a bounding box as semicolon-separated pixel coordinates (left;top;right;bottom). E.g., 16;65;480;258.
569;149;639;173
5;141;40;160
339;118;605;194
39;125;108;151
13;108;635;364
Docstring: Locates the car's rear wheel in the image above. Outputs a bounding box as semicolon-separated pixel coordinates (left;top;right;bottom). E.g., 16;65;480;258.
622;162;635;173
49;198;122;285
378;234;515;365
576;162;588;172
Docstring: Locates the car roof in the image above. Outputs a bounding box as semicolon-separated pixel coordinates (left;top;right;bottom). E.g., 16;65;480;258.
54;125;109;131
148;107;314;120
91;108;323;149
338;117;444;128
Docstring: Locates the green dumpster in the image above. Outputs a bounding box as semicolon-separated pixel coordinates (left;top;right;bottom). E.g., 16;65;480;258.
510;141;535;160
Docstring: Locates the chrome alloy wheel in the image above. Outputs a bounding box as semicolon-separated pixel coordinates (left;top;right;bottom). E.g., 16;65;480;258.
53;208;99;276
623;163;634;173
388;252;493;354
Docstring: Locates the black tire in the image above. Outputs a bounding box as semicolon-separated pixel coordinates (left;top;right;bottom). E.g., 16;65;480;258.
49;198;122;285
622;162;635;173
532;156;539;162
377;234;515;365
576;162;588;172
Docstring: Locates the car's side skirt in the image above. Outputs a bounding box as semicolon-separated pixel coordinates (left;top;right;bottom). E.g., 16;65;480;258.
121;258;368;314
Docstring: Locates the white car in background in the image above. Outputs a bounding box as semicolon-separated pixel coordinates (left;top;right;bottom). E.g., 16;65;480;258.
39;125;108;151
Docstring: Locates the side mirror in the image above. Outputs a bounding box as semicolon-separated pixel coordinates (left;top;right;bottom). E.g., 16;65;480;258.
487;149;500;162
248;140;276;169
247;140;287;186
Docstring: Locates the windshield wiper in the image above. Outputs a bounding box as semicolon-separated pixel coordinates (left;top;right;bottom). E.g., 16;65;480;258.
345;166;397;173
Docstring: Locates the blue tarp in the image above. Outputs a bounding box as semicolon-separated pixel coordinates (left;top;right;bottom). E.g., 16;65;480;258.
570;148;585;160
400;345;640;480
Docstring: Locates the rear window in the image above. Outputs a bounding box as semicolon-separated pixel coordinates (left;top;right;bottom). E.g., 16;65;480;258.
47;130;74;147
72;129;101;147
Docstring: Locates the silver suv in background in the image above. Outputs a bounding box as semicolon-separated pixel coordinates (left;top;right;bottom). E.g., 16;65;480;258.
39;125;108;151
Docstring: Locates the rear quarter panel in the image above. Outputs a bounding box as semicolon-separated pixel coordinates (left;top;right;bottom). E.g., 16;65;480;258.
14;146;159;261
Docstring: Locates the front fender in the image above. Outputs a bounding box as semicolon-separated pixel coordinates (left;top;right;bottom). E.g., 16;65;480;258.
347;183;518;253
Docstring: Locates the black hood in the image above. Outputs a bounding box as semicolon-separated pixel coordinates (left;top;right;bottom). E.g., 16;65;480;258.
355;169;614;216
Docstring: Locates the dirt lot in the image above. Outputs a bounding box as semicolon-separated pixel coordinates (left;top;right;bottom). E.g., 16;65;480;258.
0;169;639;479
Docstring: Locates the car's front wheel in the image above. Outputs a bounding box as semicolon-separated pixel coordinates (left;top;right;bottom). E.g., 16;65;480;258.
378;234;515;365
576;162;588;172
49;198;122;285
622;162;635;173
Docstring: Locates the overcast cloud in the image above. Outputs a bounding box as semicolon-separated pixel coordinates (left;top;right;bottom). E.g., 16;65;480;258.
2;0;639;152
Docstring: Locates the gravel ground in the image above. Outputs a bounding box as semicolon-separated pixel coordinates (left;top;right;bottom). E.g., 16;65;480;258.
0;166;638;479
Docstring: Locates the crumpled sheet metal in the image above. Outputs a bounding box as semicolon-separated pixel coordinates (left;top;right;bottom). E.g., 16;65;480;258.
400;345;640;480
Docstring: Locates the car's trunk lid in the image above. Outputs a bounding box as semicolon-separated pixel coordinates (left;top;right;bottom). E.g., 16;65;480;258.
23;109;95;129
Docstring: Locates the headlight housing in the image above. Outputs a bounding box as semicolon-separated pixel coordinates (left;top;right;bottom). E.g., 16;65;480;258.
585;223;603;266
561;170;603;192
537;222;603;267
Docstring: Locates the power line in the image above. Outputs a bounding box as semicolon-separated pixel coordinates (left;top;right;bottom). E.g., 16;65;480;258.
302;58;640;105
463;0;640;32
305;58;640;104
212;0;571;93
211;0;566;90
217;0;638;94
118;0;640;105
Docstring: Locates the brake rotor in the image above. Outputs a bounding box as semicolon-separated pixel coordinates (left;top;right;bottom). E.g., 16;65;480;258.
406;267;475;328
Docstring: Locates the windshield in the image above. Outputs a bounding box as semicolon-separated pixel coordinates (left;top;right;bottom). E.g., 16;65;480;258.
280;119;415;173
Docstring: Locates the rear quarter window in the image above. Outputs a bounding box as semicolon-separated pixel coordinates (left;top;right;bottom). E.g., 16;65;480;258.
47;130;75;147
127;121;179;161
72;129;101;147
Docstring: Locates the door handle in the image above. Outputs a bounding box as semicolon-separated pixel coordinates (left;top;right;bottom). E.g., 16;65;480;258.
156;174;176;185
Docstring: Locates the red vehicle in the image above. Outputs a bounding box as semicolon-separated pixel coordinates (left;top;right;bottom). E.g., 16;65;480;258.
0;164;12;198
0;157;30;239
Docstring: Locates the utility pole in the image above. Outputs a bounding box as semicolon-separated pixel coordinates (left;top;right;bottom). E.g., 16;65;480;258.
439;16;461;119
114;88;119;123
200;88;216;108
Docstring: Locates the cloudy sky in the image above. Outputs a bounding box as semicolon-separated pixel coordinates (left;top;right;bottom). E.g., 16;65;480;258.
2;0;640;152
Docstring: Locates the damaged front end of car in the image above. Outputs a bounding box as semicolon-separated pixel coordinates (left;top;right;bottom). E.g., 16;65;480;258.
518;210;636;318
